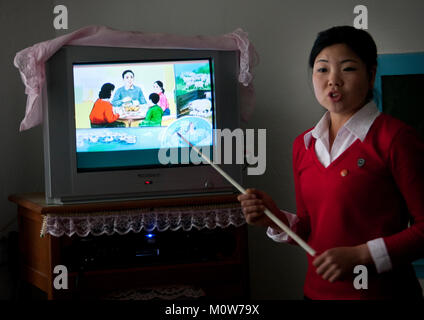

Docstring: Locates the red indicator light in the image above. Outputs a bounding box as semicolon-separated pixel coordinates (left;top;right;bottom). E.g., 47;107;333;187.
144;180;153;185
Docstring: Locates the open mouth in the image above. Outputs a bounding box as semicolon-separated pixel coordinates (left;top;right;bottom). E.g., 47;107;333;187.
328;91;342;102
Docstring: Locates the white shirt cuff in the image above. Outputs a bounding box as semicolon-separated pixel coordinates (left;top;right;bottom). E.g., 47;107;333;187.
266;210;299;243
367;238;393;273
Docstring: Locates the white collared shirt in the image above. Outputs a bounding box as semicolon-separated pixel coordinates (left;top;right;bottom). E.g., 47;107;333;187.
267;101;393;274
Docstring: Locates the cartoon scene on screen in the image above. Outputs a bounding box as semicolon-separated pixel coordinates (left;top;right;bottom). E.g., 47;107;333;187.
73;60;213;153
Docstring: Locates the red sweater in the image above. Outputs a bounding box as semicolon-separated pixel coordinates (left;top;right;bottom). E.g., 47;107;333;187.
89;99;120;124
291;113;424;299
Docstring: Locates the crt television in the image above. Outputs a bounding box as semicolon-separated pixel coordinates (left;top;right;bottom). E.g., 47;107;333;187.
43;45;242;204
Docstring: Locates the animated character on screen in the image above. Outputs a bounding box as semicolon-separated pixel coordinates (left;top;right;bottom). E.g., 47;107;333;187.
139;93;164;127
111;70;147;107
89;83;125;128
153;80;170;115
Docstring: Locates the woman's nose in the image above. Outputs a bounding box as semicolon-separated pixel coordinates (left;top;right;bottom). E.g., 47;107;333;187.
328;71;343;87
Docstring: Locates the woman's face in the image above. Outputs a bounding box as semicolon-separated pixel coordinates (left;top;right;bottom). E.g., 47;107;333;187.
312;43;375;116
153;82;162;93
123;73;134;88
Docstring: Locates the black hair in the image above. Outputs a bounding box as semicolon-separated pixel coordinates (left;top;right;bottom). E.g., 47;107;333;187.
155;80;165;93
308;26;377;102
149;93;160;104
122;70;134;79
98;83;115;99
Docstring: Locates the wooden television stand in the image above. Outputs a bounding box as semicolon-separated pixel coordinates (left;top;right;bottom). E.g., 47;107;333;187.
8;193;249;300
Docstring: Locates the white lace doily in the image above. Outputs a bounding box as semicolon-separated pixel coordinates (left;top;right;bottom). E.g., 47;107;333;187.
41;204;245;237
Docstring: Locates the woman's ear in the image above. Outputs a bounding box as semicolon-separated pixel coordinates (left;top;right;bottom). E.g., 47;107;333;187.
369;65;377;88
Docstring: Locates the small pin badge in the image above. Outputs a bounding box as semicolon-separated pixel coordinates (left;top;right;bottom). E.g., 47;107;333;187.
357;158;365;167
340;169;348;177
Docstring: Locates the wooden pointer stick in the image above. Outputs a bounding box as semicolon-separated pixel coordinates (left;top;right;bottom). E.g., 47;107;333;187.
176;132;316;257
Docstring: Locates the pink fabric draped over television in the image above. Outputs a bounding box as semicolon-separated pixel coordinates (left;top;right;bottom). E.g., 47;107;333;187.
14;25;259;131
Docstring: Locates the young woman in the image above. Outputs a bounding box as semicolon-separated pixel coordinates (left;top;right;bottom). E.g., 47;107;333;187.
238;26;424;300
153;80;170;115
89;83;124;128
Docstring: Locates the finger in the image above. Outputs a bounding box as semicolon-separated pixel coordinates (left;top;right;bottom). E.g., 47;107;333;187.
246;188;261;199
240;199;263;208
312;252;327;267
244;211;265;224
246;212;266;224
237;193;257;201
315;258;333;275
242;205;266;218
321;264;338;281
242;205;265;215
328;270;342;283
246;188;257;194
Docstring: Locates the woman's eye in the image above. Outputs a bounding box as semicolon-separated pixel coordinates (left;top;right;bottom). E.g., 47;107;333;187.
316;68;327;73
343;67;356;71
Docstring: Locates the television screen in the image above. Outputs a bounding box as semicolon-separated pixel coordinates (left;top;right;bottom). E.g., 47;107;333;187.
73;59;215;171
